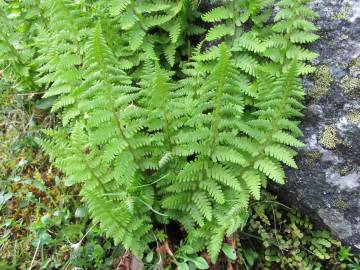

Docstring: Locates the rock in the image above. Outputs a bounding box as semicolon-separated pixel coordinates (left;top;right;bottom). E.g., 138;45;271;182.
202;0;360;250
274;0;360;250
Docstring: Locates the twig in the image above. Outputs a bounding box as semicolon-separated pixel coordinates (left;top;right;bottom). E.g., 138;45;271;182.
63;223;99;270
250;200;292;210
70;222;98;251
7;92;45;96
133;173;169;189
28;240;40;270
152;232;163;269
138;198;168;217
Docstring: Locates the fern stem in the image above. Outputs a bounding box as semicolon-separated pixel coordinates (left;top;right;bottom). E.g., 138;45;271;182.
137;198;168;217
93;23;144;173
84;160;109;193
232;0;237;46
241;70;294;174
129;2;148;33
208;52;227;155
162;109;173;152
110;108;142;168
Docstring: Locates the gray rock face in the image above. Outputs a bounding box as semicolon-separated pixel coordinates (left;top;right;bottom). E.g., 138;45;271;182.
275;0;360;250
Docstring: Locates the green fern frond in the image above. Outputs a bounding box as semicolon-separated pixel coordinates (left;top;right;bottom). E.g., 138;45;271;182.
264;144;298;168
110;0;131;16
202;6;233;22
233;33;266;53
290;31;319;44
242;169;262;200
205;24;234;41
254;158;285;184
272;131;305;147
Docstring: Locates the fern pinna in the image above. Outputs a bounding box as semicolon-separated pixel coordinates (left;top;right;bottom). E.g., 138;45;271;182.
32;0;318;263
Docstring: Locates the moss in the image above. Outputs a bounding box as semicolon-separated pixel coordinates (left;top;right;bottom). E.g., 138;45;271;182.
352;57;360;68
346;110;360;124
332;198;349;210
304;151;321;167
306;151;321;160
309;65;332;100
320;126;340;149
349;57;360;79
339;166;350;176
331;3;352;21
340;75;360;98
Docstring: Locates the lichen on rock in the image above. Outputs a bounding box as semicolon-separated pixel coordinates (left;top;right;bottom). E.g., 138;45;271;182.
320;126;340;149
331;2;353;21
346;110;360;124
309;65;332;100
332;197;349;210
340;75;360;98
349;57;360;77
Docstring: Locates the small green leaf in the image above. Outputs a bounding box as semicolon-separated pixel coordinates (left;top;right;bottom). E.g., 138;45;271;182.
191;257;209;269
36;96;57;110
243;248;258;266
40;215;51;225
64;177;79;186
38;231;52;245
75;207;85;218
33;179;46;191
0;193;12;209
177;262;189;270
145;251;154;263
222;244;236;261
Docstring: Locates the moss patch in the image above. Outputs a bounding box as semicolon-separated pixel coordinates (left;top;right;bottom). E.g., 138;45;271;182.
309;65;332;100
339;166;351;176
320;126;340;149
346;110;360;124
349;58;360;79
353;57;360;67
340;75;360;98
331;3;352;21
304;151;321;168
332;197;349;210
306;150;321;160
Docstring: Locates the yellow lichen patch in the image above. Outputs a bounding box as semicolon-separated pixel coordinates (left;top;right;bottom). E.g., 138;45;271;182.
306;151;321;160
332;198;348;210
331;3;352;21
346;110;360;124
339;166;350;176
349;57;360;78
309;65;332;100
320;126;340;149
340;75;360;98
353;57;360;67
304;151;321;167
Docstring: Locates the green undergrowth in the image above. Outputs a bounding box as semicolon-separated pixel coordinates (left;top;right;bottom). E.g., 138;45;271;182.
1;90;359;269
0;87;121;269
237;194;360;270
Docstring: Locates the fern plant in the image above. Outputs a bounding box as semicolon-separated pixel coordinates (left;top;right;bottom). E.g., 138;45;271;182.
39;23;163;255
0;0;319;265
98;0;204;69
0;0;39;90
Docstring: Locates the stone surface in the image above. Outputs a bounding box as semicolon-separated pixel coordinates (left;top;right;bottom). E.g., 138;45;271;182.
274;0;360;250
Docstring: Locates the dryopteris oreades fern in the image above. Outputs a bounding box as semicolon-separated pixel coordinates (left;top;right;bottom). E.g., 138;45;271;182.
34;0;88;125
40;24;156;255
101;0;204;69
0;1;37;90
33;0;318;263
